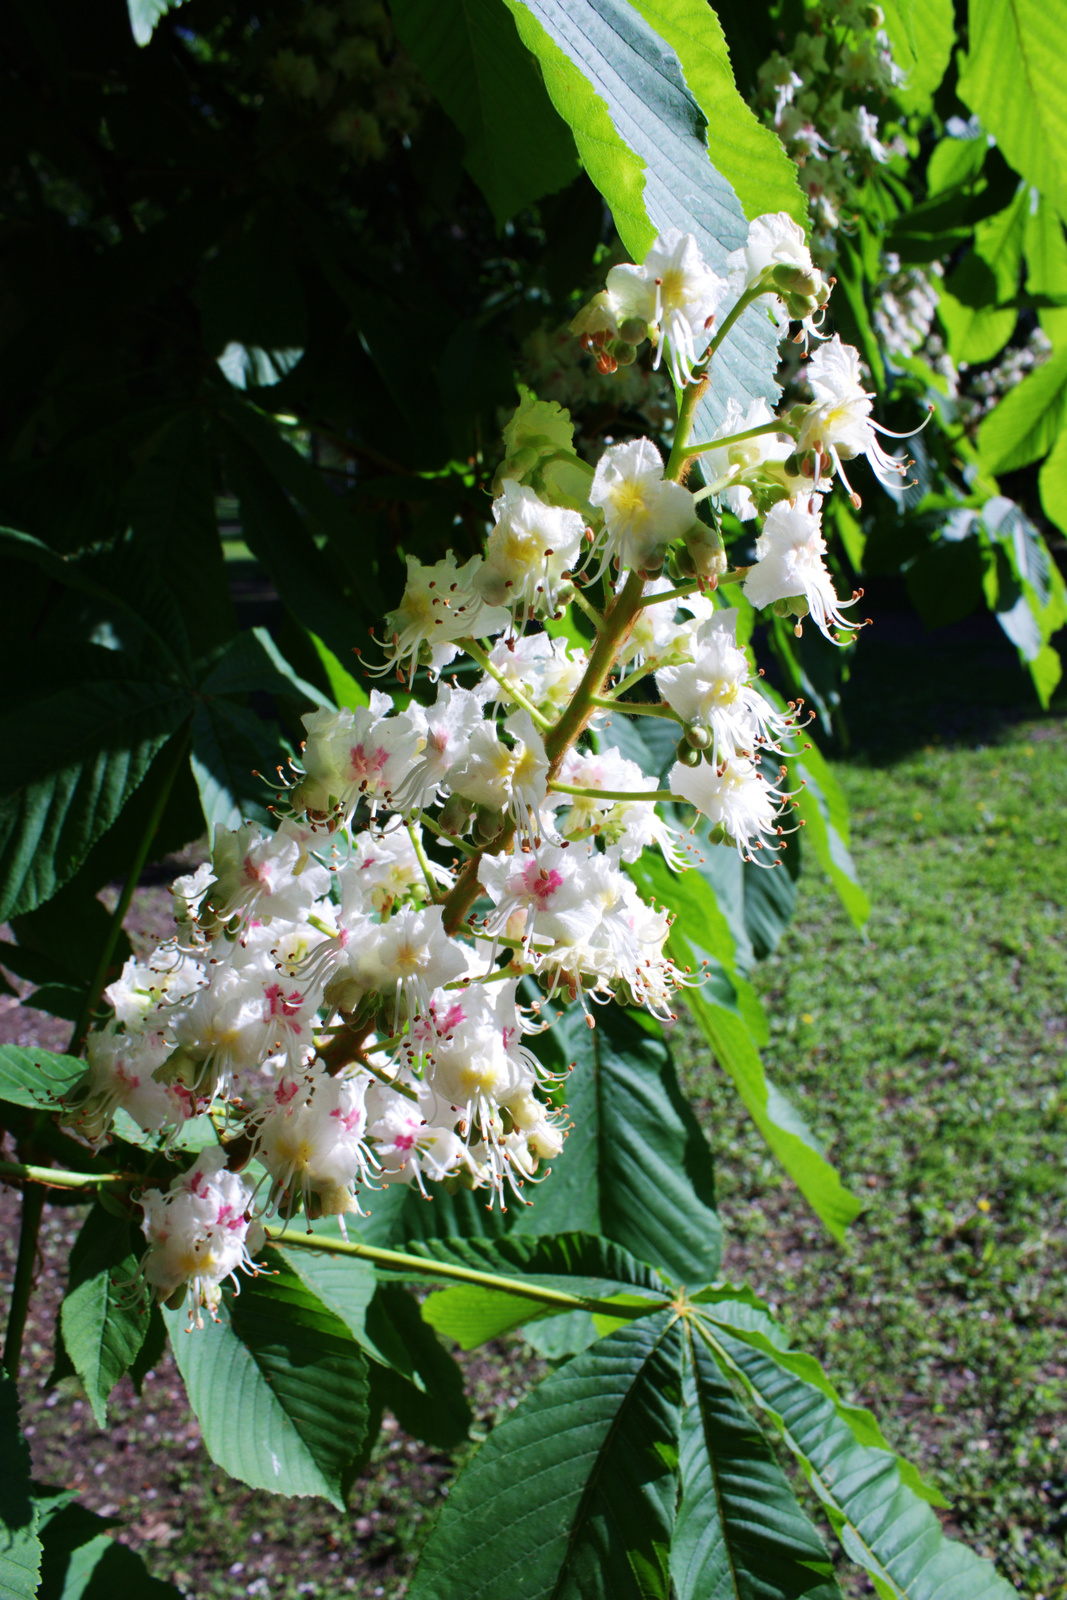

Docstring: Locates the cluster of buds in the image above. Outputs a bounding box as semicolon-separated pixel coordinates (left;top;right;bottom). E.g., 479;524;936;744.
64;213;908;1321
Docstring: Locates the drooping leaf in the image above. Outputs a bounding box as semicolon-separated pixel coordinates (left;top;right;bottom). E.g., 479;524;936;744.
978;342;1067;474
624;0;805;223
365;1284;472;1449
879;0;954;113
502;0;781;430
672;1327;840;1600
164;1247;371;1506
60;1204;150;1427
0;661;190;920
388;0;579;226
0;1377;42;1600
958;0;1067;223
524;1004;723;1283
189;698;283;832
198;627;325;706
309;633;369;711
698;1316;1022;1600
409;1314;682;1600
789;740;870;930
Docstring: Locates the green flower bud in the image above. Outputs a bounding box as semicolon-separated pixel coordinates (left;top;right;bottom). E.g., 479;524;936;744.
683;521;727;579
708;823;727;846
771;263;819;297
439;793;473;836
684;723;712;749
611;341;638;366
473;805;506;844
676;740;703;767
864;4;884;26
619;316;648;344
772;595;810;619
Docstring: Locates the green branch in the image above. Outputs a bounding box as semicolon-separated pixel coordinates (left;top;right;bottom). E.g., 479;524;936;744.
458;637;552;729
549;781;674;803
265;1225;667;1317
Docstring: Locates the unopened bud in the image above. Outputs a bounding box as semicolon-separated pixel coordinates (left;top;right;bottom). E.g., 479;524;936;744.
708;823;727;846
676;741;703;767
668;545;698;582
473;805;506;844
684;723;712;749
611;341;638;366
439;793;473;836
683;520;727;580
772;595;810;619
619;316;648;344
771;263;819;297
864;4;884;26
784;453;802;478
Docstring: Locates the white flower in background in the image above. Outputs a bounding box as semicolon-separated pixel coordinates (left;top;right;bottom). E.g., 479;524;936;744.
480;633;588;717
617;576;715;670
60;1023;189;1144
171;861;213;928
139;1147;264;1323
743;499;863;643
590;438;695;573
699;397;795;520
370;552;510;684
105;952;204;1027
607;230;728;385
389;683;485;812
669;753;789;863
342;825;443;911
545;747;684;869
255;1064;374;1217
844;105;889;163
476;480;586;615
294;697;423;818
204;820;332;926
796;335;919;496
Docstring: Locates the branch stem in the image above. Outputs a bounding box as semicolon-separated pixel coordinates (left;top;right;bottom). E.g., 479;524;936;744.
589;696;680;723
0;1161;135;1189
458;638;552;729
3;1184;43;1379
549;781;674;803
265;1225;665;1317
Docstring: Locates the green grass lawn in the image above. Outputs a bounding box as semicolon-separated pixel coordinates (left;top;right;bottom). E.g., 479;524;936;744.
679;619;1067;1596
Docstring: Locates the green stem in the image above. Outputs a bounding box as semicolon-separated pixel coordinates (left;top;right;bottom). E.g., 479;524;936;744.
703;282;767;367
406;819;443;901
589;696;681;723
549;781;674;803
3;1184;43;1379
265;1225;665;1318
0;1160;135;1189
419;810;476;858
684;418;795;461
570;589;604;630
458;638;552;730
612;661;658;696
67;727;190;1057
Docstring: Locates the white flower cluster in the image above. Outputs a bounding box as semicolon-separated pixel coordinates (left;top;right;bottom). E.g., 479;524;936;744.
754;4;906;246
65;215;903;1321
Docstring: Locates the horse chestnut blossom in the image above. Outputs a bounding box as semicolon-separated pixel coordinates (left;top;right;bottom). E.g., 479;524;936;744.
73;215;907;1320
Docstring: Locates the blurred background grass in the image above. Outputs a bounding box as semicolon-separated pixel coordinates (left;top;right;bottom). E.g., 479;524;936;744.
4;603;1065;1598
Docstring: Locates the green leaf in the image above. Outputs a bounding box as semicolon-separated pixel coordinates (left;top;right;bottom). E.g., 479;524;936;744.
0;1046;85;1108
1024;196;1067;347
366;1284;472;1449
189;699;282;833
409;1314;682;1600
525;1005;723;1283
790;741;870;930
127;0;189;46
164;1246;371;1506
978;342;1067;474
939;189;1026;366
0;1377;42;1600
698;1318;1021;1600
309;634;368;711
0;664;190;920
388;0;579;226
676;987;862;1244
624;0;805;223
1039;416;1067;536
60;1204;150;1427
977;496;1067;705
672;1327;840;1600
879;0;954;113
958;0;1067;224
199;627;324;706
502;0;780;430
35;1488;182;1600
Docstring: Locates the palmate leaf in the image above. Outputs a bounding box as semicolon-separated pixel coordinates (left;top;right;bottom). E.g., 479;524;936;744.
525;1004;723;1283
673;1327;840;1600
502;0;781;430
60;1204;150;1427
696;1314;1021;1600
388;0;580;226
164;1246;371;1507
878;0;954;113
0;1045;84;1108
0;658;191;920
958;0;1067;223
978;342;1067;475
408;1314;682;1600
34;1488;182;1600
